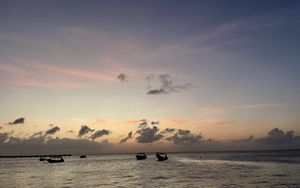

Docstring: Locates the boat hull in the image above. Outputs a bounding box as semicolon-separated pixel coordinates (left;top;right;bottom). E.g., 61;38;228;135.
47;158;64;163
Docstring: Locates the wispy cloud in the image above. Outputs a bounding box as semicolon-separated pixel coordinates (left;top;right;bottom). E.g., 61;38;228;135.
8;117;25;125
119;131;133;144
117;73;129;82
243;103;288;109
146;74;193;95
44;126;60;136
169;119;189;125
39;64;117;82
205;119;234;126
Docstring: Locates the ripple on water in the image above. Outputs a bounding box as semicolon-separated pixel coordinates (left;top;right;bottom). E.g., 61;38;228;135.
271;174;288;177
152;176;168;180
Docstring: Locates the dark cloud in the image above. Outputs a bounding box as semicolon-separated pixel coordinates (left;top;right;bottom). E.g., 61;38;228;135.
78;125;94;137
117;73;129;82
166;129;202;144
256;128;300;144
0;134;112;155
161;128;176;134
29;131;44;139
0;132;9;143
136;126;164;143
8;117;25;125
90;129;111;140
139;119;148;128
146;74;193;95
151;121;160;125
45;126;60;136
232;135;254;143
119;131;133;144
147;88;167;95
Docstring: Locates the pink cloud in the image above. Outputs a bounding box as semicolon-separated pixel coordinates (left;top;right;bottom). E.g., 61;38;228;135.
205;119;234;126
243;103;287;109
169;119;189;125
39;64;117;82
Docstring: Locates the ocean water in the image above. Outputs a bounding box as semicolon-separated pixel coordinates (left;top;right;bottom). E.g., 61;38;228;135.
1;150;300;188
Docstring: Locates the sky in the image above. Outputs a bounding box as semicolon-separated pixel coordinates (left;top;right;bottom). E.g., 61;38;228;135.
1;0;300;155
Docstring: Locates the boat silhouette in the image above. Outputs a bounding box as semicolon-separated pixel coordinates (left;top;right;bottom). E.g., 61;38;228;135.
47;157;64;163
80;155;87;158
136;153;147;160
39;157;47;161
156;152;168;161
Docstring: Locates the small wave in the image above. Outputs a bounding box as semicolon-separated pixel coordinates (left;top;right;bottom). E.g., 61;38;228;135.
271;174;288;177
152;176;168;180
176;157;269;166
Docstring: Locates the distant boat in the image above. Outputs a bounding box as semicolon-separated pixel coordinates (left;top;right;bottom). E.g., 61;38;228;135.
136;153;147;160
47;157;64;163
39;157;47;161
80;155;87;158
156;152;168;161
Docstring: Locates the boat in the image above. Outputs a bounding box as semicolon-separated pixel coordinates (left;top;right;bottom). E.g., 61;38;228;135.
47;157;64;163
156;152;168;161
80;155;86;158
136;153;147;160
39;157;47;161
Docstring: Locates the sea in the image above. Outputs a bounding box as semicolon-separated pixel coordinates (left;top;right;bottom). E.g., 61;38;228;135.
0;150;300;188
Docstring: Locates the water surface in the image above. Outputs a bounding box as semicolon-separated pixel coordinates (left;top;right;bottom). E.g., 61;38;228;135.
1;150;300;187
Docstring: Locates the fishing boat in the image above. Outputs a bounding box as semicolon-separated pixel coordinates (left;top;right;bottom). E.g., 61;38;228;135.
47;157;64;163
39;157;47;161
156;152;168;161
136;153;147;160
80;155;86;158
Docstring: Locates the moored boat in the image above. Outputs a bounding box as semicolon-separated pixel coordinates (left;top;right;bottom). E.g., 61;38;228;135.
47;157;64;163
156;152;168;161
136;153;147;160
39;157;47;161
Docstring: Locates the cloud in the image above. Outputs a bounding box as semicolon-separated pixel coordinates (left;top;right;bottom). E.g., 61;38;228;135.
139;119;148;128
161;128;176;134
151;121;159;125
243;103;287;109
29;131;44;139
119;131;133;144
0;126;2;130
136;125;164;143
146;74;193;95
232;135;254;143
0;134;112;155
45;126;60;136
90;129;111;140
226;128;300;150
40;64;117;82
206;119;234;126
78;125;94;137
147;88;167;95
0;132;9;143
117;73;129;82
256;128;300;144
8;117;25;125
166;129;203;144
169;119;189;125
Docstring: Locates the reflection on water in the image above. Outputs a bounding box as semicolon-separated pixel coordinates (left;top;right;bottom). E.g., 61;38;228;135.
1;150;300;187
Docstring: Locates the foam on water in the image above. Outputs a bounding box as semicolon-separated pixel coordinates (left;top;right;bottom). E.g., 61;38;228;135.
176;157;273;166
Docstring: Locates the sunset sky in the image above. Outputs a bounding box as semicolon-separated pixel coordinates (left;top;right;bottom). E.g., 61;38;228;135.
1;0;300;155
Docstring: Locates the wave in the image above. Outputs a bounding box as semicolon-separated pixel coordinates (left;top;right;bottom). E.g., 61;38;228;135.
176;157;273;166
